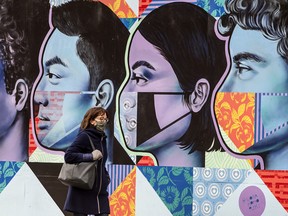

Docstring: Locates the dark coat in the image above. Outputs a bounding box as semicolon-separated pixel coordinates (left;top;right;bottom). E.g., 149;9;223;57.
63;127;110;215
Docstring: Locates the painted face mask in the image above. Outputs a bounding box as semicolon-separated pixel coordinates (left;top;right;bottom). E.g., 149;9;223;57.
120;91;191;150
214;92;288;154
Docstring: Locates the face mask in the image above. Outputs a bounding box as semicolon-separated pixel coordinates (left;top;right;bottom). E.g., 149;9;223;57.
120;92;191;148
95;120;107;131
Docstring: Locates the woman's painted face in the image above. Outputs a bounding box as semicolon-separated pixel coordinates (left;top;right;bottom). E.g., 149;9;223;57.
120;30;191;151
33;29;93;150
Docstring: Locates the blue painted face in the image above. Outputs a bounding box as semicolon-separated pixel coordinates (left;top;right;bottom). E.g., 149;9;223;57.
33;29;93;149
219;25;288;156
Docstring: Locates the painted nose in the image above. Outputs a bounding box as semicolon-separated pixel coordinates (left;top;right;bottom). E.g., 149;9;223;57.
34;90;49;106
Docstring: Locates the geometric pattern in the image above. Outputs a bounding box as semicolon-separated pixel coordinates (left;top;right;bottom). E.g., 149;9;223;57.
193;167;252;215
256;170;288;211
135;167;172;216
0;162;23;193
107;164;135;195
109;167;136;216
0;163;63;216
215;169;288;216
138;166;193;216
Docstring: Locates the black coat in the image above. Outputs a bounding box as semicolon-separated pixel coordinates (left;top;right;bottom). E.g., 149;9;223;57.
63;127;110;215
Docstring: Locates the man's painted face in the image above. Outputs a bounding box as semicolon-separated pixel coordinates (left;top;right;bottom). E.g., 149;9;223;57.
119;30;191;151
217;25;288;153
33;29;93;150
0;61;17;137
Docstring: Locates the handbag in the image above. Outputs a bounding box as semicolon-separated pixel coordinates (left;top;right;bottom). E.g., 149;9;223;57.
58;134;97;190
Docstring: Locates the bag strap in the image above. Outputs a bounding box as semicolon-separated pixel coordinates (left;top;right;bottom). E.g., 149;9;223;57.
86;134;96;150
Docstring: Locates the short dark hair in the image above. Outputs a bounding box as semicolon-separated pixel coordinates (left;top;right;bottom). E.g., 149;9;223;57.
218;0;288;61
133;2;226;152
52;0;129;92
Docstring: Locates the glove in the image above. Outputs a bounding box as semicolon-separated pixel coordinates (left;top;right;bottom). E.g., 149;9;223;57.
92;150;103;160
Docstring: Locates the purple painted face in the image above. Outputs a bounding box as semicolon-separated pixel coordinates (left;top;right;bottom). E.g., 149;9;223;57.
119;30;191;151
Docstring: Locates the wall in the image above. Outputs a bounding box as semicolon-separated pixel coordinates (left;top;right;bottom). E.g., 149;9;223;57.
0;0;287;215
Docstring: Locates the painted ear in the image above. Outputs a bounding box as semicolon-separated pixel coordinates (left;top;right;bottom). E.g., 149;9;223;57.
190;78;210;113
12;79;29;111
94;79;114;109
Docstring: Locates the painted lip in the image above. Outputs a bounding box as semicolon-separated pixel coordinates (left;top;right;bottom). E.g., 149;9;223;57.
37;114;51;130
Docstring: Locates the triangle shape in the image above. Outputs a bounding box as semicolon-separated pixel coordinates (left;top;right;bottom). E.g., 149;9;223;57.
0;161;23;193
112;137;135;165
139;0;152;17
120;18;138;30
109;167;136;216
0;163;64;216
136;167;172;216
215;169;288;216
107;164;135;195
138;166;193;215
256;169;288;211
125;0;139;17
27;162;68;213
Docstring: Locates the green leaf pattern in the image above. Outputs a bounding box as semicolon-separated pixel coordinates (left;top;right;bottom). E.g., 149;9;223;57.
140;166;193;216
0;162;23;193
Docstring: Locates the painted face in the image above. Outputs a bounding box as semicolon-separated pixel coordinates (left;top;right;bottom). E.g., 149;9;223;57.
0;61;17;137
120;30;191;151
219;25;288;153
33;29;93;150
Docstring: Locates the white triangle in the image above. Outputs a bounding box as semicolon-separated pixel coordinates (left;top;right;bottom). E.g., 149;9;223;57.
0;163;64;216
136;167;173;216
125;0;139;17
215;169;288;216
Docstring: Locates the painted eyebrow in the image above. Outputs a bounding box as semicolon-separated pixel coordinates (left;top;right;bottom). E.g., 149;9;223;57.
45;56;67;68
131;60;156;70
233;52;266;63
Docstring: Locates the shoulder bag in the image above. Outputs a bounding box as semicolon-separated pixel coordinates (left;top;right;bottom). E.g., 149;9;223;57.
58;134;97;190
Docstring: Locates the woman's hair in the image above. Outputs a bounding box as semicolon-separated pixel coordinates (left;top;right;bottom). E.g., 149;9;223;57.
80;107;109;129
134;2;226;152
218;0;288;61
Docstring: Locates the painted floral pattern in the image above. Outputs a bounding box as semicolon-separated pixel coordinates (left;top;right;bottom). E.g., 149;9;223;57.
139;166;193;216
215;92;255;152
100;0;136;18
0;162;23;193
109;167;136;216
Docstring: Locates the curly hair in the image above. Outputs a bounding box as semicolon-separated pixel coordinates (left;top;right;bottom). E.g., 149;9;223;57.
0;0;30;95
218;0;288;61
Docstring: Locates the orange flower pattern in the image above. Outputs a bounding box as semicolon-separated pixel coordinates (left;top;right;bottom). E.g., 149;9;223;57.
109;167;136;216
215;92;255;152
99;0;136;18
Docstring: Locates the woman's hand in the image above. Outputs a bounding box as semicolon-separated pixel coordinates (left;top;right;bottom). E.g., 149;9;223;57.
92;150;103;160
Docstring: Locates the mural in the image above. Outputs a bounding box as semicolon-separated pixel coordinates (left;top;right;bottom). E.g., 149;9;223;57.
0;0;287;215
31;0;129;164
118;2;226;167
0;0;49;161
214;0;288;170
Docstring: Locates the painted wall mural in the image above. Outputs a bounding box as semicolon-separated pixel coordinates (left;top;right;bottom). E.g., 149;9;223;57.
0;0;287;215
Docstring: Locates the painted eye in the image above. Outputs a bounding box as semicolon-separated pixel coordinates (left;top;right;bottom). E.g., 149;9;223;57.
235;64;255;80
46;71;61;85
131;72;148;86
